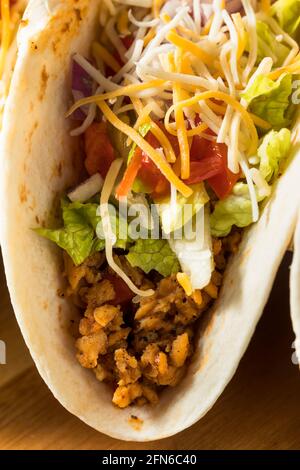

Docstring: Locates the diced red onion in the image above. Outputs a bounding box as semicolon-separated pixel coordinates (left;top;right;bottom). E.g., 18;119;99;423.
71;59;94;121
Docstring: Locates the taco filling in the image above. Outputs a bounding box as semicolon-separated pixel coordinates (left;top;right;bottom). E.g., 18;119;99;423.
36;0;300;408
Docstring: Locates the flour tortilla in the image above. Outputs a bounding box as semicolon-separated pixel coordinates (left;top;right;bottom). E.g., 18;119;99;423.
1;0;300;441
290;212;300;366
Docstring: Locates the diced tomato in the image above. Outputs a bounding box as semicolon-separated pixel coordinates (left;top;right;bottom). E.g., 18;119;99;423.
185;159;224;184
121;35;134;50
116;123;178;199
104;273;134;306
189;135;240;199
206;143;240;199
190;134;213;161
208;164;240;199
84;122;115;178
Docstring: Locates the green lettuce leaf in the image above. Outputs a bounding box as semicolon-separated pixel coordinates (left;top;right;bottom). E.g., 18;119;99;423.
257;21;289;66
242;73;293;129
271;0;300;38
126;238;180;277
35;199;129;265
210;183;266;237
155;182;209;234
258;128;291;182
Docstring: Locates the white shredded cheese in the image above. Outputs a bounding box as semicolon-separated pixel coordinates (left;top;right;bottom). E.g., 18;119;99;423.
106;17;127;62
241;0;258;84
222;9;240;85
193;0;202;34
73;54;120;92
68;173;104;203
100;158;154;297
240;158;259;222
114;0;152;6
128;9;159;28
113;38;144;83
250;168;271;197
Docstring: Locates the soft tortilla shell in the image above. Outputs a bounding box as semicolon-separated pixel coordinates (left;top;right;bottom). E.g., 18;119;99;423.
0;0;300;441
290;210;300;365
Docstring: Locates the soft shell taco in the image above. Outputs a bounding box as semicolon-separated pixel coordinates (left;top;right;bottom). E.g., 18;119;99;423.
1;0;300;440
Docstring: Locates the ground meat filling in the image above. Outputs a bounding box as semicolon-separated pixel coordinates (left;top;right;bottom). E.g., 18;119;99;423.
63;232;240;408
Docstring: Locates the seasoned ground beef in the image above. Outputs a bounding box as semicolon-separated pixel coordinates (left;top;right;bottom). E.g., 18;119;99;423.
63;232;241;408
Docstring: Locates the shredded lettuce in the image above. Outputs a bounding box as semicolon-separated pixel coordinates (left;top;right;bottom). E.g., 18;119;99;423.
271;0;300;38
126;238;180;277
35;198;129;265
242;73;293;129
170;208;214;290
256;21;289;66
156;183;209;234
258;128;291;182
210;183;266;237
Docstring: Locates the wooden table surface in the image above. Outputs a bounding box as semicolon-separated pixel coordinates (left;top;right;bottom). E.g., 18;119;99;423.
0;252;300;450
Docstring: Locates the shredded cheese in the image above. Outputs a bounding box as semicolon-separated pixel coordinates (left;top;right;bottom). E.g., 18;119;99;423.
114;0;152;5
250;168;271;197
113;38;144;83
170;50;190;179
98;100;193;197
100;161;154;299
164;91;258;156
106;17;127;62
268;60;300;80
166;30;219;69
128;10;159;28
193;0;202;35
138;65;218;90
73;54;120;92
177;273;193;296
206;100;271;130
256;13;299;66
150;121;176;163
66;79;166;116
129;97;176;162
227;113;241;173
232;13;247;60
92;42;121;74
201;15;214;36
241;0;258;84
261;0;271;12
222;10;239;85
115;103;135;115
240;159;259;222
143;27;156;46
117;8;130;36
152;0;165;18
209;0;223;39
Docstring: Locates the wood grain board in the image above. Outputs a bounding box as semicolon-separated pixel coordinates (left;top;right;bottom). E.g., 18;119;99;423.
1;251;300;450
